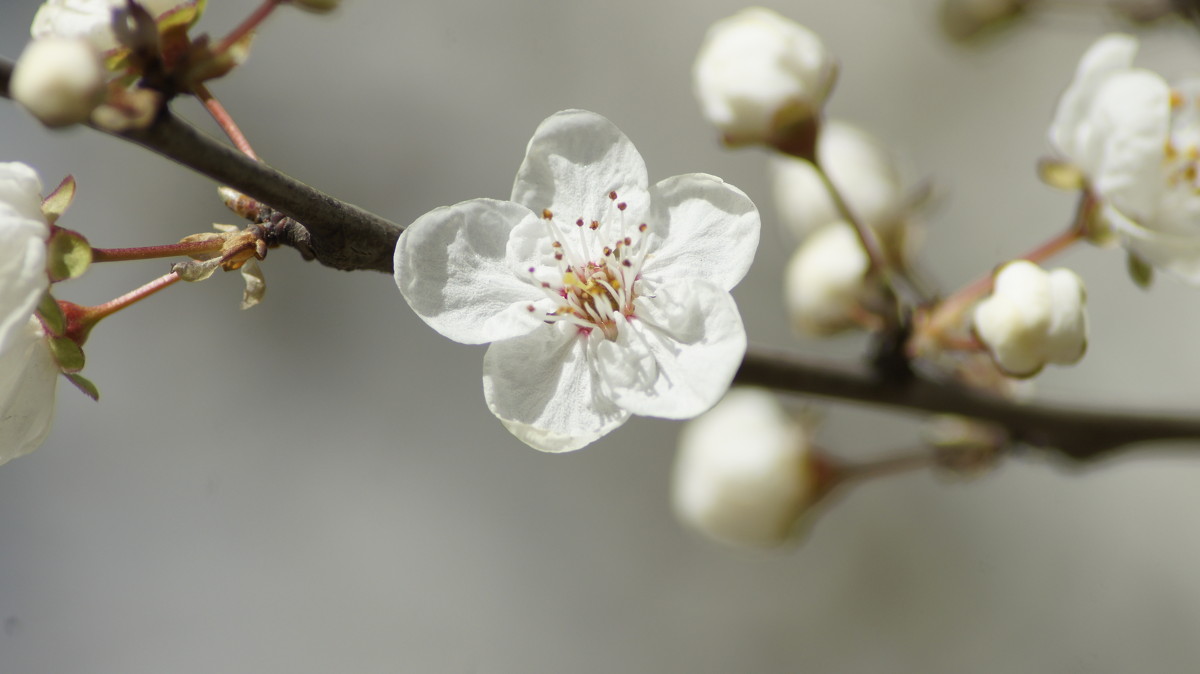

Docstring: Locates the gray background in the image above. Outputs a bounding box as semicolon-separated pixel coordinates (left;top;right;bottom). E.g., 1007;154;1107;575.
3;0;1200;672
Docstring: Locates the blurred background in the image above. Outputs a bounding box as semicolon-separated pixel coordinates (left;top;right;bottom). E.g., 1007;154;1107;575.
4;0;1200;671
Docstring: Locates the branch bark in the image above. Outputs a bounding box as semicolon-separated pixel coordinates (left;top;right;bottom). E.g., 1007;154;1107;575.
736;346;1200;462
1;57;403;273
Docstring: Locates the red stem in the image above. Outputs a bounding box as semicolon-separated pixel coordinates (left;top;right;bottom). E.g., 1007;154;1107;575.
215;0;284;56
92;238;224;263
193;83;258;159
78;272;182;325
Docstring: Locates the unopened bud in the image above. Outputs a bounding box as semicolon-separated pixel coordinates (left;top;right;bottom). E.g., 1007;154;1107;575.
10;37;105;128
673;388;834;547
972;260;1088;377
693;7;837;148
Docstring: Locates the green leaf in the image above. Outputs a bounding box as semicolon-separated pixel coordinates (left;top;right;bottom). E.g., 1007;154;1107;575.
48;337;85;373
64;373;100;402
47;228;93;282
36;292;66;337
1127;252;1154;290
41;175;76;225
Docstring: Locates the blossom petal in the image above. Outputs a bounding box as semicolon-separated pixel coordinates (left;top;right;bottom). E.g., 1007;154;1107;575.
1085;71;1170;220
0;206;49;353
395;198;546;345
596;280;746;419
642;173;760;291
1050;34;1139;160
483;324;629;452
0;318;58;466
1108;204;1200;281
0;163;46;224
511;110;650;225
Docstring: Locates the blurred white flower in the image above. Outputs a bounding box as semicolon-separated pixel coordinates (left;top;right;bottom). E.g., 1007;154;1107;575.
0;163;56;465
0;162;50;354
972;261;1087;377
770;118;906;240
784;221;872;336
32;0;196;52
693;7;836;146
1050;34;1200;281
395;110;760;452
0;317;59;466
10;37;105;128
673;388;824;547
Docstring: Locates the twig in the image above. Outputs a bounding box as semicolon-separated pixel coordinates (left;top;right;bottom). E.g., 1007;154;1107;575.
736;346;1200;462
6;57;1200;462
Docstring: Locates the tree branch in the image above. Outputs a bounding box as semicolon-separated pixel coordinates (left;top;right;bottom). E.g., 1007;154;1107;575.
5;58;1199;463
0;57;403;273
736;346;1200;462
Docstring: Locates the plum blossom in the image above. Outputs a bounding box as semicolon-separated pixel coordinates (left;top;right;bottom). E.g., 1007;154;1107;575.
0;162;58;464
972;261;1088;377
32;0;197;52
395;110;760;452
693;7;837;146
673;388;826;547
0;317;59;466
1050;34;1200;281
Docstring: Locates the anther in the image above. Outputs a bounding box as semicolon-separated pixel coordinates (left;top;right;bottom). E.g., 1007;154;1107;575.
576;218;585;227
603;246;612;256
542;209;553;219
609;191;618;200
624;236;632;245
622;260;632;267
617;202;627;211
638;223;648;232
589;220;600;230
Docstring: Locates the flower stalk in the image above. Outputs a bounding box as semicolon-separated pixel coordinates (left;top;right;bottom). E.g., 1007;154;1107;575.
215;0;283;56
61;271;181;344
92;238;226;263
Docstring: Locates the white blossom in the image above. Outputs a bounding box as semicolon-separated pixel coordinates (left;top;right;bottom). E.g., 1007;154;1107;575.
395;110;759;452
770;119;906;239
32;0;196;52
10;37;105;128
972;261;1088;377
0;317;59;466
693;7;837;146
0;162;50;354
784;221;871;335
673;388;820;547
1050;34;1200;281
0;163;56;465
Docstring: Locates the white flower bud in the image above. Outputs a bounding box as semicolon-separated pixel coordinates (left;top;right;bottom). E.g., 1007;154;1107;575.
784;221;871;336
673;388;824;547
693;7;837;145
770;119;906;239
10;37;105;128
972;261;1088;377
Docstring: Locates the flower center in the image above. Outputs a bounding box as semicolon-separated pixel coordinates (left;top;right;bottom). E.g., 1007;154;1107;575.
526;191;653;340
1165;87;1200;190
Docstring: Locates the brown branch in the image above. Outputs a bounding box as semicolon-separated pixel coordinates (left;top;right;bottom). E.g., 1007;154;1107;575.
0;56;402;273
736;346;1200;462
